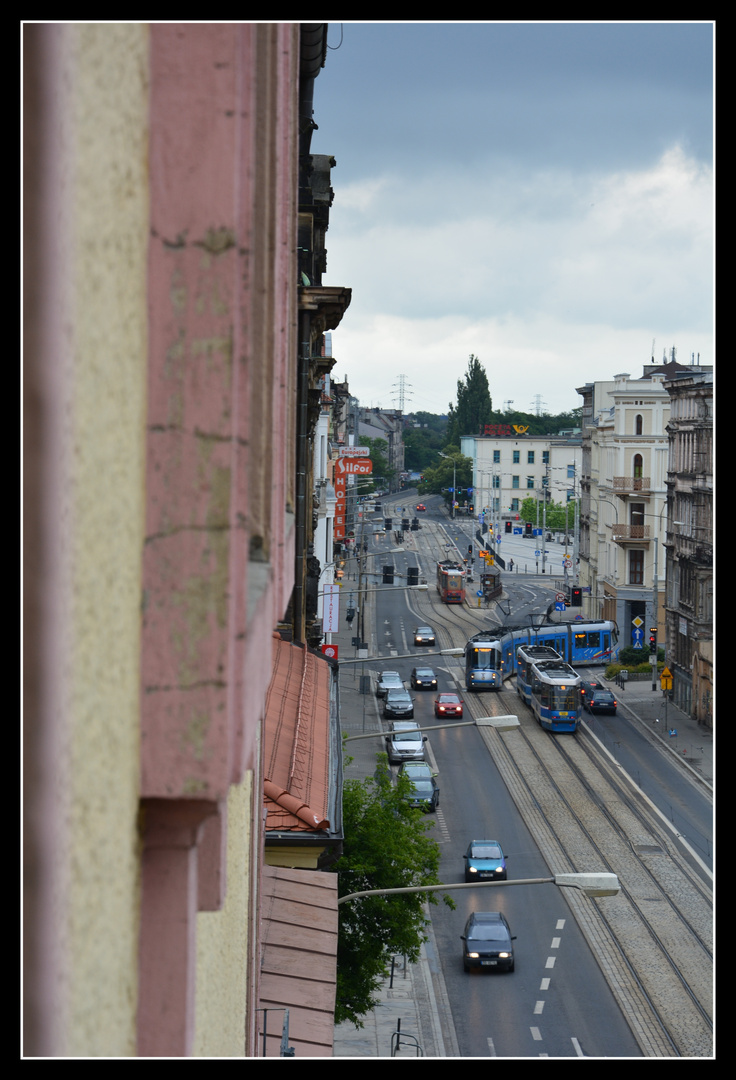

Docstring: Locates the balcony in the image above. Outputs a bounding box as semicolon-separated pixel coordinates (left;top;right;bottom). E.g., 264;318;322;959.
611;524;650;544
613;476;651;495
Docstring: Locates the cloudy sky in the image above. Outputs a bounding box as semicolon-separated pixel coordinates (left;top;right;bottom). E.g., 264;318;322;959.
312;21;714;418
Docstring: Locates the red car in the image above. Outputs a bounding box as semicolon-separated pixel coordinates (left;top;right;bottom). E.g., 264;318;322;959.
416;503;426;511
434;693;463;718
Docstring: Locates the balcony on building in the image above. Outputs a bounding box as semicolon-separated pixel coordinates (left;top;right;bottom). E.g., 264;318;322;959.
613;475;651;496
611;523;651;544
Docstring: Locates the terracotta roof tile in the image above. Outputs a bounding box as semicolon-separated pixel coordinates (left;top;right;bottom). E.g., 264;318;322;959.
264;635;333;834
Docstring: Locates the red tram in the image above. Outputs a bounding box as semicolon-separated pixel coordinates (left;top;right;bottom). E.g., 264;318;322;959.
436;560;466;604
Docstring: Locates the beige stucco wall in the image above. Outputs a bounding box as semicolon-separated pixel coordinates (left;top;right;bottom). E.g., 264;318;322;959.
46;24;149;1055
192;771;255;1056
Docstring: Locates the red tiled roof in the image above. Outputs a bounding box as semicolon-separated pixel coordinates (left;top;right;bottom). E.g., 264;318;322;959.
258;865;338;1057
264;634;332;833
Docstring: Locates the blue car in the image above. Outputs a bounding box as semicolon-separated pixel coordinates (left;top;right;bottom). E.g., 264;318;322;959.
464;840;507;882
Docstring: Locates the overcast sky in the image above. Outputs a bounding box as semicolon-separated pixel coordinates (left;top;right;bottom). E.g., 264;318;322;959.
313;21;714;418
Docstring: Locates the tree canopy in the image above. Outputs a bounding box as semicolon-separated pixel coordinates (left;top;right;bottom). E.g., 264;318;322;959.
446;355;493;444
334;755;452;1027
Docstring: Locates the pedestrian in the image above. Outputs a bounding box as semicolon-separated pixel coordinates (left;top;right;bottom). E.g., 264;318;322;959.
509;558;514;572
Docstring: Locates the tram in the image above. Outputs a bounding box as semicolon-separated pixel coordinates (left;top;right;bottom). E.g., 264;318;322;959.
464;632;503;691
497;620;618;677
526;657;582;733
436;560;466;604
516;644;563;706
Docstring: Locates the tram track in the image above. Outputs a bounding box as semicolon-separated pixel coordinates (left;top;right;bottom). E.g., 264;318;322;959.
464;684;713;1057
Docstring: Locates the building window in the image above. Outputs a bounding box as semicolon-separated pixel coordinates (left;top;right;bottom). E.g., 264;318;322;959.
528;451;535;464
512;475;520;489
543;451;550;464
511;498;519;511
633;453;643;479
629;549;644;585
493;450;500;463
526;476;535;489
635;414;643;435
493;475;500;488
513;450;520;464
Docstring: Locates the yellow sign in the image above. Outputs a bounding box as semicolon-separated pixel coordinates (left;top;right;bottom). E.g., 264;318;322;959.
661;666;672;679
660;676;672;690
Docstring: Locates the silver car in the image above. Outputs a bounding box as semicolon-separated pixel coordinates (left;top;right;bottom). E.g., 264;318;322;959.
385;721;425;763
376;671;403;698
383;689;415;720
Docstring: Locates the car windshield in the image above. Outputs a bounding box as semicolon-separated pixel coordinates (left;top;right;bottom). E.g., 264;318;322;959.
469;926;509;942
417;628;432;634
416;669;434;677
471;844;502;859
410;781;434;795
393;731;420;742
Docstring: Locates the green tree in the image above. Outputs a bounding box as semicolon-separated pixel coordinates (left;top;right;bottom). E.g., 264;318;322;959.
418;450;473;510
446;355;493;443
334;755;452;1027
359;436;396;492
519;495;579;532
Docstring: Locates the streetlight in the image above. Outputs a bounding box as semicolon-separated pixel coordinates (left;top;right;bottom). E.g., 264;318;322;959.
338;872;620;905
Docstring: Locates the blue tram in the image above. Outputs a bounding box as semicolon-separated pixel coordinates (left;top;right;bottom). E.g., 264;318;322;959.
464;632;503;691
516;644;563;707
498;620;617;678
526;657;582;733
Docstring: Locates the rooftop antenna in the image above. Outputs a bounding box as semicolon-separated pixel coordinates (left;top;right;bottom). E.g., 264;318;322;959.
651;339;656;363
503;400;514;411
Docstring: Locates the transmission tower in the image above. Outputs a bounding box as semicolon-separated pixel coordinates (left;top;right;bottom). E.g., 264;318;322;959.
530;394;546;416
392;374;412;413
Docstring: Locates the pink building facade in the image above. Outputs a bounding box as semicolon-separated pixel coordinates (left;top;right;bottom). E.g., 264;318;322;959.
24;23;345;1057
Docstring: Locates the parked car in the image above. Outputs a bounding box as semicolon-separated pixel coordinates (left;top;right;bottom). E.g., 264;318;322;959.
385;721;425;763
584;688;618;715
376;671;403;698
463;840;507;882
413;625;436;646
383;689;416;720
398;762;440;812
434;692;463;718
461;911;516;972
410;666;437;690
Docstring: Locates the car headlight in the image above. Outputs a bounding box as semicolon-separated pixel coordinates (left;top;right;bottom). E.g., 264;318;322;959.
498;952;510;959
495;867;504;873
468;866;478;874
467;951;479;959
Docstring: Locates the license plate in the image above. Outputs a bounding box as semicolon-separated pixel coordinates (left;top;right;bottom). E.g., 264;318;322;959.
481;960;497;966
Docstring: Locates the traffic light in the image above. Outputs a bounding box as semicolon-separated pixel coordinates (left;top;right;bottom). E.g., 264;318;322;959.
571;587;582;607
382;565;394;584
505;521;512;533
649;628;658;654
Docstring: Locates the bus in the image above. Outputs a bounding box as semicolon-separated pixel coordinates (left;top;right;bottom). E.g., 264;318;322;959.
527;657;582;733
437;560;466;604
464;632;503;691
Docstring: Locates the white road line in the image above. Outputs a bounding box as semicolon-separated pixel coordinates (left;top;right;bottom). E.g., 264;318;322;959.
556;919;566;930
530;1027;542;1041
545;956;556;969
486;1038;497;1056
551;936;561;949
540;977;551;990
571;1037;585;1057
534;1001;545;1014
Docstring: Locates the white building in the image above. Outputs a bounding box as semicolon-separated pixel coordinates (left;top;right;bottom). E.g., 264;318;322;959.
576;361;710;654
460;427;582;530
